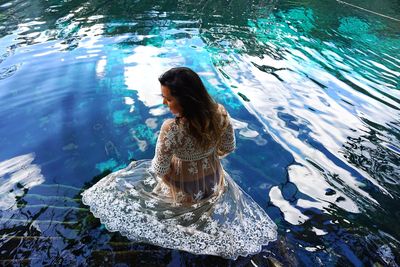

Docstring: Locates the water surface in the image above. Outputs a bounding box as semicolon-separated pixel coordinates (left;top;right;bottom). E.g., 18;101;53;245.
0;0;399;266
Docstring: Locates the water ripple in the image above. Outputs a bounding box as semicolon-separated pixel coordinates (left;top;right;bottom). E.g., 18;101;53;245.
0;0;399;265
0;64;20;80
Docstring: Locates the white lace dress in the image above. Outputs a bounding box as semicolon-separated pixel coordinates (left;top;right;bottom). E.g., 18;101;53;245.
81;105;277;259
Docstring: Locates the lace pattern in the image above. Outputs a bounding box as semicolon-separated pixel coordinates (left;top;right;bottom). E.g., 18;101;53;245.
82;104;277;259
81;160;277;259
151;104;236;179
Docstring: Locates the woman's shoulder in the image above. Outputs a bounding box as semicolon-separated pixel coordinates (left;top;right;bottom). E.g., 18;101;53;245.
160;118;184;136
216;103;227;113
160;118;176;131
215;103;230;126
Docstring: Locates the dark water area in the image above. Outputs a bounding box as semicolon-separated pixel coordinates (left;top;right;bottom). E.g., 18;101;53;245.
0;0;399;266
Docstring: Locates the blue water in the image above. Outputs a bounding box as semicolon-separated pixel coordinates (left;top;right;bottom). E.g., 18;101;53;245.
0;0;399;266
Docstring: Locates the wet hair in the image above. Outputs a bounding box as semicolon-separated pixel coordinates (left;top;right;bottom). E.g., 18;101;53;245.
159;67;223;149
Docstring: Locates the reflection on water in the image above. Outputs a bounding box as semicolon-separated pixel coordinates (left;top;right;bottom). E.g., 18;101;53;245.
0;0;399;265
0;153;45;210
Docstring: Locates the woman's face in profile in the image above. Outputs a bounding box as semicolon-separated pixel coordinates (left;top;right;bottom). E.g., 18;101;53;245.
161;85;182;116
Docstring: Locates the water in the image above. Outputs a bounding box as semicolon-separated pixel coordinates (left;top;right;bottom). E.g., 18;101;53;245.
0;0;399;265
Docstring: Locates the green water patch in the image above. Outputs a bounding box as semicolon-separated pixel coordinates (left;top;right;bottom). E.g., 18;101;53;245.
94;158;126;173
95;158;119;172
237;92;250;102
112;109;136;125
132;123;157;145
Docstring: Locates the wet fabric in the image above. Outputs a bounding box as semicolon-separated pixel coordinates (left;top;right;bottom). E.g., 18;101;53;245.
81;104;277;259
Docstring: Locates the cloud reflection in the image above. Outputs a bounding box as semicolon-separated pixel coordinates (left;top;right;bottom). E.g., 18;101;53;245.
124;46;184;108
216;53;384;221
0;153;45;210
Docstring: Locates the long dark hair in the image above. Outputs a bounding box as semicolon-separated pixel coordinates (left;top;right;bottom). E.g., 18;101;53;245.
159;67;223;149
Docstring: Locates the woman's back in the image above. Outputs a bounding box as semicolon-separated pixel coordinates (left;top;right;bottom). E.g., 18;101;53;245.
151;104;235;203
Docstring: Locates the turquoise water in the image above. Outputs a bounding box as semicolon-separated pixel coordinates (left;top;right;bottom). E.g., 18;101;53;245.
0;0;399;265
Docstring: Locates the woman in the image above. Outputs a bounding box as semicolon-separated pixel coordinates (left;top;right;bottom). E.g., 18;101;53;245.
82;67;277;259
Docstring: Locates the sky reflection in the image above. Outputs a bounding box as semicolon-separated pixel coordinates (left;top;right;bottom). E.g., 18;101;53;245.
0;153;45;210
0;0;399;265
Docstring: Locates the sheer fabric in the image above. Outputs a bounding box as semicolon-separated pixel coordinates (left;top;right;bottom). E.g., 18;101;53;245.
82;104;277;259
151;104;235;203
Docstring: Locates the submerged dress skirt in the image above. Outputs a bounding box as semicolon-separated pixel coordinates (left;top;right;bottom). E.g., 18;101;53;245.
81;106;277;260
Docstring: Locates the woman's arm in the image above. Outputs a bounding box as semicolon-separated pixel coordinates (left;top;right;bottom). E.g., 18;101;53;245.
151;119;174;177
217;107;236;157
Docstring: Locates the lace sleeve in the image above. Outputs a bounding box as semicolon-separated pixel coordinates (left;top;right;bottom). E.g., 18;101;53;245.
217;108;236;157
151;119;175;177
